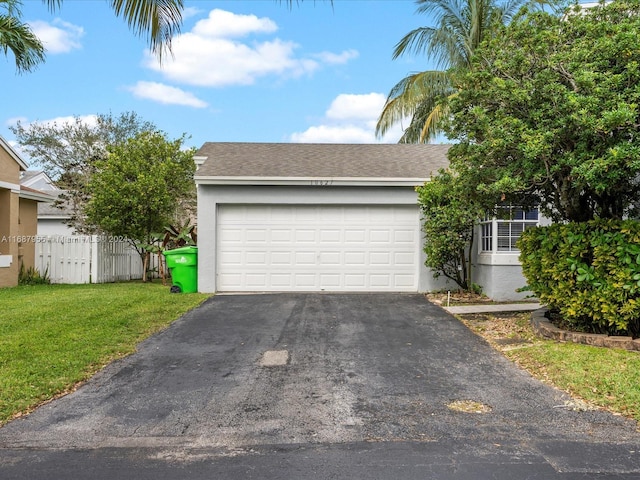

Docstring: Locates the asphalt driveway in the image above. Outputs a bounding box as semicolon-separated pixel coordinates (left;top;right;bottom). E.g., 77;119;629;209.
1;293;640;479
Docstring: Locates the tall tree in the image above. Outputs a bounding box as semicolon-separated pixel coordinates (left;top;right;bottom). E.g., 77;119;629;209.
85;131;195;281
11;112;158;233
444;0;640;222
376;0;550;143
0;0;45;73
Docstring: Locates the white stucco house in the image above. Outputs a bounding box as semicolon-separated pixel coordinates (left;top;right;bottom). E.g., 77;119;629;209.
194;143;539;300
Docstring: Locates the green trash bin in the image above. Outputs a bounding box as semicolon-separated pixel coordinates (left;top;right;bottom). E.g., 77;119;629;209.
163;246;198;293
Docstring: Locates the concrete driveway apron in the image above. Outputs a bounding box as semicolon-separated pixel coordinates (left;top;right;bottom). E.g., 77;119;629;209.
1;293;640;479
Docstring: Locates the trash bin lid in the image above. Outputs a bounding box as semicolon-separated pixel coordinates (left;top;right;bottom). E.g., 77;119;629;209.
163;245;197;256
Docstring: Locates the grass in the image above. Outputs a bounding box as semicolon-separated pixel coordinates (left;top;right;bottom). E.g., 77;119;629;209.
459;312;640;422
0;282;210;425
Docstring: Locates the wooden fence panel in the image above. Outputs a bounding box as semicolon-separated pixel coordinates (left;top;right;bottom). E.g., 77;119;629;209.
35;236;158;284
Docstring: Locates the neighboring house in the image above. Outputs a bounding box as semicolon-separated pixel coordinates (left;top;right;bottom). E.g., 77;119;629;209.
20;171;75;236
35;190;75;236
0;138;53;287
20;170;59;192
195;142;544;300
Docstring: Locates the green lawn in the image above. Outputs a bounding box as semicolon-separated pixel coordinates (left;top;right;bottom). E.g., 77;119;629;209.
0;282;210;425
460;312;640;422
508;341;640;421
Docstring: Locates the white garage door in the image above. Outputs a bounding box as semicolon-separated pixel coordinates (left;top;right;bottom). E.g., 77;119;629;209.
216;205;420;292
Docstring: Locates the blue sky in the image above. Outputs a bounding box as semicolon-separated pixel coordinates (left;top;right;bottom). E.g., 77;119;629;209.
2;0;440;161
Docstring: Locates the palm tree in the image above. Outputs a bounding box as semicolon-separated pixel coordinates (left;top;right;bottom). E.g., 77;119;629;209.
376;0;547;143
0;0;45;73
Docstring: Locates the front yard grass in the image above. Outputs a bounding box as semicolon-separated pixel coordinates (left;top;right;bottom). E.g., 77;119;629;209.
460;312;640;422
0;282;210;425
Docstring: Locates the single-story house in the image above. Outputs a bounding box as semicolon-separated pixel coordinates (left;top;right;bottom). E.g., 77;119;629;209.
194;142;537;300
0;137;53;287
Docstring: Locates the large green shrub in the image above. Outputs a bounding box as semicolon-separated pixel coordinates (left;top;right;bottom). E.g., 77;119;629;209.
519;220;640;337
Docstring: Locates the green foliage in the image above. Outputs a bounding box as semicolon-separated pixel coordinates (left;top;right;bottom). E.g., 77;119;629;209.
163;220;196;250
0;0;46;73
18;264;49;285
11;111;158;234
445;0;640;221
417;170;486;290
519;220;640;337
85;130;195;281
376;0;554;143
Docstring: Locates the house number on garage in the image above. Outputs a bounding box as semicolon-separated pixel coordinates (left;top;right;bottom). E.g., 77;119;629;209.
310;179;333;186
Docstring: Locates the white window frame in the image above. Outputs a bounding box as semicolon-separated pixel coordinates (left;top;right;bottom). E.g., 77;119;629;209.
478;206;539;265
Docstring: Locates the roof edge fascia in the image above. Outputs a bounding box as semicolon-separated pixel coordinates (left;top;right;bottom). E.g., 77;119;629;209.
0;136;29;171
19;189;55;203
195;176;431;187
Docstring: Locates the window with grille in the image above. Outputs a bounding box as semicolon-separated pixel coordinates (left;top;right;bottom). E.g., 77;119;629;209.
480;206;539;253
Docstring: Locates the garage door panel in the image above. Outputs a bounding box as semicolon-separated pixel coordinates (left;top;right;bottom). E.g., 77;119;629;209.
295;230;316;242
271;229;293;242
270;274;293;287
319;229;341;242
394;229;416;243
217;205;418;292
270;251;292;265
319;252;341;265
246;252;267;265
394;252;416;265
345;230;366;243
369;230;391;243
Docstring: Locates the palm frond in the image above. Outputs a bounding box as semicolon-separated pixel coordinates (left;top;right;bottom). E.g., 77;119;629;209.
0;13;46;73
42;0;183;60
376;70;453;140
108;0;183;60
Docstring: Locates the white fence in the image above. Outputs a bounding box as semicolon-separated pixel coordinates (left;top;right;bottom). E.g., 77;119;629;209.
35;235;160;284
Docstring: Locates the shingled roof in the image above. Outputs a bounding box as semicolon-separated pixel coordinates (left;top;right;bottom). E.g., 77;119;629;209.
194;143;450;185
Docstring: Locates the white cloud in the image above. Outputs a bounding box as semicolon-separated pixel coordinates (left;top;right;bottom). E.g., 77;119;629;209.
5;116;28;127
41;114;98;128
29;18;84;54
127;81;208;108
290;93;404;144
182;6;203;20
143;9;356;87
326;93;387;121
192;9;277;38
290;125;376;144
313;49;359;65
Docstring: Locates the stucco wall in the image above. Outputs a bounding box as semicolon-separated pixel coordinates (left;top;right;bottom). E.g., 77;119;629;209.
0;147;20;185
197;184;443;293
18;198;38;272
0;189;20;287
472;262;531;302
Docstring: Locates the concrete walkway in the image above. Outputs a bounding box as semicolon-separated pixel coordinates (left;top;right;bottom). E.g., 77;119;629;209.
443;302;541;314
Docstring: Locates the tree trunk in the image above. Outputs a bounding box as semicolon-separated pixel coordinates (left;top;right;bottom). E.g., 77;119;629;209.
142;251;149;283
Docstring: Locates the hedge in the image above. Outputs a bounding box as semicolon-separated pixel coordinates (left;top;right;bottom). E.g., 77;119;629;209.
518;220;640;338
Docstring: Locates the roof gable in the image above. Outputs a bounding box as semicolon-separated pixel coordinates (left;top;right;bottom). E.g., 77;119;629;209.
194;143;450;186
0;136;28;171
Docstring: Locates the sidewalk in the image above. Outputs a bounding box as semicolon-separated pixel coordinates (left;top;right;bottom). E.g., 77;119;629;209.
443;302;541;314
